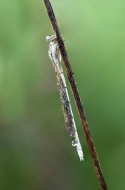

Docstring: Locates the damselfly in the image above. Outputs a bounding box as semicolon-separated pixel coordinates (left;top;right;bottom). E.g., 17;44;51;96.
46;35;84;161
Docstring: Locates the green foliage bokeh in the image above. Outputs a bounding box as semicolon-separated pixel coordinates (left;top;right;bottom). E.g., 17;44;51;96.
0;0;125;189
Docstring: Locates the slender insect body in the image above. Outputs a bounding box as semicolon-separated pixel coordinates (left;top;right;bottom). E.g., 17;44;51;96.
57;73;76;137
46;35;84;161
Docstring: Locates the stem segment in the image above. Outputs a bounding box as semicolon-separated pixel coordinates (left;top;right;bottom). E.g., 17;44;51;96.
43;1;107;190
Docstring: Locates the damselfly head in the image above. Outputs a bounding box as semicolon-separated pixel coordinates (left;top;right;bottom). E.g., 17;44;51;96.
46;35;56;42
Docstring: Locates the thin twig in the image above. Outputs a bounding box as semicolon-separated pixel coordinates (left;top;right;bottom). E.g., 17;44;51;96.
43;1;107;190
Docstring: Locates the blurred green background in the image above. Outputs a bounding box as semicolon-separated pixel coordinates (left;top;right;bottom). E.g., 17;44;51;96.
0;0;125;189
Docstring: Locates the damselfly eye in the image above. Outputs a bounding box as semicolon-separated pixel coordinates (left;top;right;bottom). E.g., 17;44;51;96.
46;36;51;41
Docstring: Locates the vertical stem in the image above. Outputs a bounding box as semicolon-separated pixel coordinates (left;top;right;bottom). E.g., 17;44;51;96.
43;1;107;190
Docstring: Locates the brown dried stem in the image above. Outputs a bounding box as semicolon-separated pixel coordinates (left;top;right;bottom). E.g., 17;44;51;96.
43;1;107;190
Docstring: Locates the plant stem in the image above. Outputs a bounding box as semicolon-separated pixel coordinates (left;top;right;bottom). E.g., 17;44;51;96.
43;1;107;190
